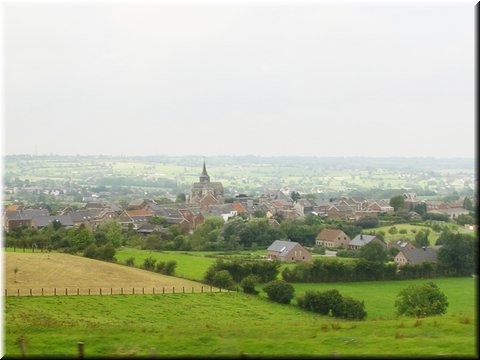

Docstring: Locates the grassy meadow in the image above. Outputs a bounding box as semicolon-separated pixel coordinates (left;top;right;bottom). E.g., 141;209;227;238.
4;277;477;357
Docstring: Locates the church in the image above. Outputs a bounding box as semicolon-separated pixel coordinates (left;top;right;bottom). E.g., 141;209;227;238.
189;161;224;209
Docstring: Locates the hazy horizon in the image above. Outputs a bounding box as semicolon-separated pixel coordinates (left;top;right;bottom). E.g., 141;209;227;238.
3;1;475;158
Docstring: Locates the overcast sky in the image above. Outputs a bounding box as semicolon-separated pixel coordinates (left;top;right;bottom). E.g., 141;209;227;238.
2;1;476;158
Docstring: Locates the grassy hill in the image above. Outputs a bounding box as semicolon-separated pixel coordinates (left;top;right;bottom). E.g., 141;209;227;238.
5;278;476;357
4;252;207;295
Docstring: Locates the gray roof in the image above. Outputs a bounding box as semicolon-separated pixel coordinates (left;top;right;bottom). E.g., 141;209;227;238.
5;209;49;220
350;234;380;247
400;247;438;264
33;215;74;228
267;240;298;256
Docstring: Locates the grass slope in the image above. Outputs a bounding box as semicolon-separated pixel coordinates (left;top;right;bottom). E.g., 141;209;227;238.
5;280;477;357
4;252;207;295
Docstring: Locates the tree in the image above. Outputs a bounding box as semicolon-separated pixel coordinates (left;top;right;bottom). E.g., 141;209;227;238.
437;233;477;276
148;216;168;226
389;195;405;212
176;193;186;203
212;270;235;290
388;226;398;235
358;242;387;264
240;275;260;295
13;267;18;283
463;197;473;211
414;229;430;248
290;191;301;202
263;280;295;304
395;282;448;317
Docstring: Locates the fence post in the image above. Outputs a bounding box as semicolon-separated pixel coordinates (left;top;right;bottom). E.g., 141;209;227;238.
121;287;123;295
183;286;184;293
5;289;7;296
111;288;113;295
153;288;155;295
163;287;165;294
142;287;144;295
192;287;194;293
78;342;85;358
66;288;68;296
201;286;203;293
219;287;221;293
30;289;32;296
54;288;56;296
133;288;135;295
100;288;102;296
42;288;44;296
17;289;20;297
88;289;90;296
18;336;26;357
173;287;175;294
77;288;79;296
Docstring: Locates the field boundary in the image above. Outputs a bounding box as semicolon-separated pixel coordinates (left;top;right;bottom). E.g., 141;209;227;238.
4;285;225;297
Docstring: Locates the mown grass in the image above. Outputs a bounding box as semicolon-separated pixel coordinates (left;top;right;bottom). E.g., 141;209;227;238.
5;277;477;357
372;224;442;245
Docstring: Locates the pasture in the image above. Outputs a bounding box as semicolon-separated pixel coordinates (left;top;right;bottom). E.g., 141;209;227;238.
4;252;207;295
4;277;476;357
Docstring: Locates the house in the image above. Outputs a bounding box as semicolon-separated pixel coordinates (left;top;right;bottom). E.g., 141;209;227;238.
326;204;355;220
315;228;350;248
31;215;74;229
403;192;420;210
349;234;386;250
388;240;416;251
267;240;312;263
394;247;438;265
429;207;470;220
3;209;49;232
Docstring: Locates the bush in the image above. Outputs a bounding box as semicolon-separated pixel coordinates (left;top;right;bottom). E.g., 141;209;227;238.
212;270;236;290
163;260;177;275
240;274;260;295
388;226;398;235
399;229;408;234
297;289;343;315
142;256;157;271
332;296;367;320
395;282;449;318
263;280;295;304
125;257;135;266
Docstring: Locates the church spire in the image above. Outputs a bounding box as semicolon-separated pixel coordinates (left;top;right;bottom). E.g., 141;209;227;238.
199;160;210;183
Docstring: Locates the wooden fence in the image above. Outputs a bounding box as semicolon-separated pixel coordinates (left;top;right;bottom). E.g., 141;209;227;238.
4;285;228;297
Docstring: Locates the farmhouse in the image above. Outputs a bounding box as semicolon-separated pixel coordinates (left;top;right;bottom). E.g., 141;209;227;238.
349;234;386;250
394;247;438;265
267;240;312;263
315;228;350;248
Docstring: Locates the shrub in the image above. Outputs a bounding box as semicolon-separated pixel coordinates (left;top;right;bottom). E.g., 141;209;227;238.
142;256;157;271
125;257;135;266
388;226;398;235
395;282;449;317
399;229;408;234
83;244;97;259
212;270;236;290
297;289;343;315
155;261;165;273
163;260;177;275
263;280;295;304
331;296;367;320
240;274;260;295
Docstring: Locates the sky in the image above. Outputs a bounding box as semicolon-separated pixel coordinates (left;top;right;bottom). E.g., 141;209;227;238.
1;0;476;158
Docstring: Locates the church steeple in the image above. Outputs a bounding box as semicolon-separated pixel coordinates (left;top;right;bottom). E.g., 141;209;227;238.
199;160;210;183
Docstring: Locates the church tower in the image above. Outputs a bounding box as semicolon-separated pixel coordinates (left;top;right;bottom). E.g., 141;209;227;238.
199;161;210;183
190;161;224;206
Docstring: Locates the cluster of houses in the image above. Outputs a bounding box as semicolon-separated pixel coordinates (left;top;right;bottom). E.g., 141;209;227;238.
267;229;441;268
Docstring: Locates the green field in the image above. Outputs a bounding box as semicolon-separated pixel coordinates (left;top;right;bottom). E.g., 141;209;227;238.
4;277;476;357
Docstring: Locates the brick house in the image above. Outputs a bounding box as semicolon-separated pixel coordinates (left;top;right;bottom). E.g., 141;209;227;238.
394;247;438;265
267;240;312;263
315;228;350;248
349;234;386;250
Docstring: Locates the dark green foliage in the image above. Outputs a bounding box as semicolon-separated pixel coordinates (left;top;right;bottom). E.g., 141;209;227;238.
388;226;398;235
125;257;135;266
240;275;260;295
263;280;295;304
414;229;430;248
212;270;236;290
353;217;379;229
203;259;280;285
395;282;449;317
83;243;116;261
358;242;387;264
142;257;157;271
437;233;477;276
155;260;177;275
390;195;405;212
331;296;367;320
297;289;343;315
